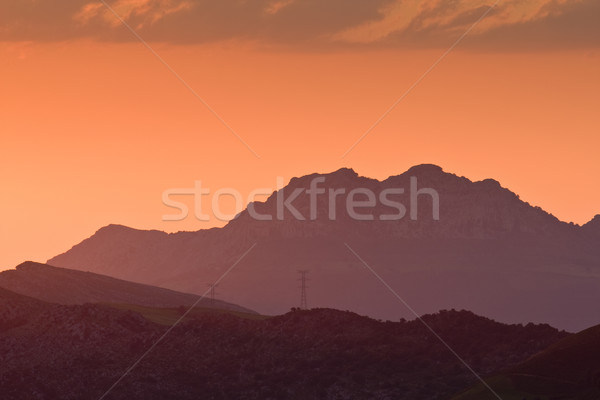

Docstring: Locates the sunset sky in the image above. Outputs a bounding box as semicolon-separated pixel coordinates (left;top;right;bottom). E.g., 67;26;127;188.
1;0;599;269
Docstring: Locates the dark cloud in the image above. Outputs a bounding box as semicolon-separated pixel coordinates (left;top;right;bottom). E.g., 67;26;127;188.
0;0;598;51
0;0;393;44
466;0;600;50
381;0;600;51
0;1;89;41
381;3;501;49
136;0;395;44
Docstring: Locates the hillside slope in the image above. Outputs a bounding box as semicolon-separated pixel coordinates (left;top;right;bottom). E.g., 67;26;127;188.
0;302;567;400
0;261;255;313
453;323;600;399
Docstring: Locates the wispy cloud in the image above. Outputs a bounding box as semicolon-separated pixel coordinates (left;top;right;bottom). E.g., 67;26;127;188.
0;0;597;50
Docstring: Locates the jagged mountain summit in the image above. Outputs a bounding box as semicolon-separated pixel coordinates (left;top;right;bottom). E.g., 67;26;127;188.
48;165;600;331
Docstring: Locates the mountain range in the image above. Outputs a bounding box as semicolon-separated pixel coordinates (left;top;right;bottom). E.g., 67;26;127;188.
47;165;600;331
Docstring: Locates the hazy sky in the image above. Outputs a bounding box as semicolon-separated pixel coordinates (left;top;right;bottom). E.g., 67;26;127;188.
1;0;599;269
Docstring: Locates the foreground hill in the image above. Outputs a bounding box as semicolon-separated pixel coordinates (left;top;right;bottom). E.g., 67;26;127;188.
0;287;48;333
48;165;600;331
453;323;600;399
0;294;567;400
0;261;254;313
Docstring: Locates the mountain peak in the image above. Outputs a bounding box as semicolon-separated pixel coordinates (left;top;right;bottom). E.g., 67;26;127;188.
328;167;358;177
582;214;600;234
477;178;502;187
15;261;47;271
97;224;135;233
405;164;444;175
587;214;600;224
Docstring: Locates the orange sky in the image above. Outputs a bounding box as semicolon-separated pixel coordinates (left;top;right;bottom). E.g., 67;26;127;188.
1;0;599;269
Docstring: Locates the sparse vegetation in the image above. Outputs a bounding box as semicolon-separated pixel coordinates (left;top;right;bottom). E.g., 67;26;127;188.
0;291;568;400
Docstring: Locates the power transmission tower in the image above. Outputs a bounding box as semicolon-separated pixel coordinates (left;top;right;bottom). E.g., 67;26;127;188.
207;282;219;307
298;270;309;310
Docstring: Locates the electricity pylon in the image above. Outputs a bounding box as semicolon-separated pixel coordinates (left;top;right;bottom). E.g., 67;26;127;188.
207;282;219;307
298;270;309;310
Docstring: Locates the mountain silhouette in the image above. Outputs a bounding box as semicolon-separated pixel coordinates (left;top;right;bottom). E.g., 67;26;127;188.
48;165;600;331
0;261;255;313
582;214;600;238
